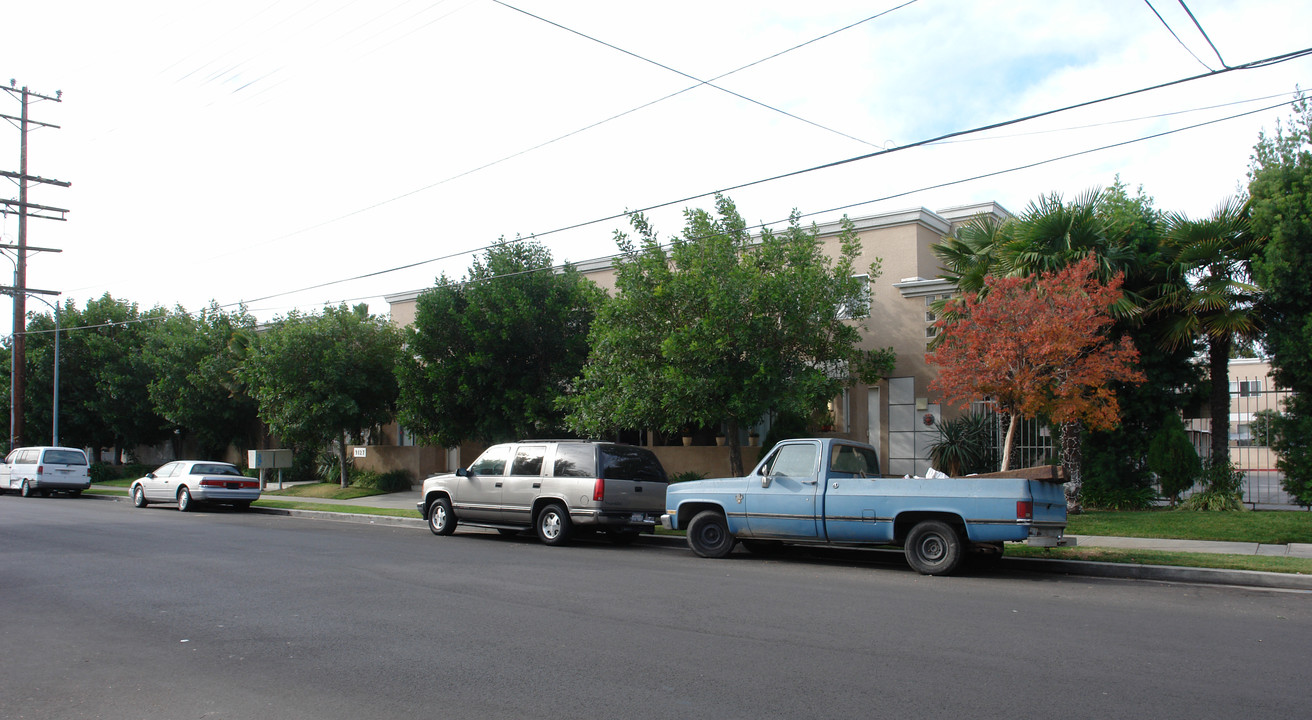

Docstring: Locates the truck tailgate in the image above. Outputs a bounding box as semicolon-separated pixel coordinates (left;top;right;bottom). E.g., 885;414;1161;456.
1028;480;1067;524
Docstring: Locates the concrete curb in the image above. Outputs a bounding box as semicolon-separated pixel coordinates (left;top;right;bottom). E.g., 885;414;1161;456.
1001;555;1312;591
84;492;1311;591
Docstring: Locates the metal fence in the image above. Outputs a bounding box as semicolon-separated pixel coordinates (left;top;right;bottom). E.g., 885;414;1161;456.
1184;375;1294;507
969;401;1055;469
972;374;1299;507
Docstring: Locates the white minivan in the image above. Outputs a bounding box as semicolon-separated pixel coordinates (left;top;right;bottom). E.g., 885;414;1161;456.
1;446;91;497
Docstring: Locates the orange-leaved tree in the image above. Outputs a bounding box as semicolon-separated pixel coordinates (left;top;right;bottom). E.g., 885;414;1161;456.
927;255;1145;489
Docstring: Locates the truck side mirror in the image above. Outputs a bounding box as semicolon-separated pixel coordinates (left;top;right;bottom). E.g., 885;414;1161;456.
456;467;470;477
761;475;773;489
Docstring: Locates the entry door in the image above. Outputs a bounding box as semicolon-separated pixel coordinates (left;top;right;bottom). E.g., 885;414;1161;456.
743;441;821;539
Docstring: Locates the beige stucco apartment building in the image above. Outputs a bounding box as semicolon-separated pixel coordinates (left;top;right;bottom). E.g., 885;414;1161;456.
377;202;1011;479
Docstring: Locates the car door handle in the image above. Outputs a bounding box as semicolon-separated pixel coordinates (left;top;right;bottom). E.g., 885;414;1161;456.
495;482;503;488
800;479;818;485
532;483;541;488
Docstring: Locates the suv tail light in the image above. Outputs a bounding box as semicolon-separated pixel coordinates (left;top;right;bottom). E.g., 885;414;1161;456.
1016;500;1033;521
593;478;605;502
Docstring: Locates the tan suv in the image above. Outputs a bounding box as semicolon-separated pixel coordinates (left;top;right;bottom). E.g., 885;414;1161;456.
418;441;668;545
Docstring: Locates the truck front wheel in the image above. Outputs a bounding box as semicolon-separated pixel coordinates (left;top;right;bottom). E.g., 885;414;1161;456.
687;511;735;558
905;520;964;576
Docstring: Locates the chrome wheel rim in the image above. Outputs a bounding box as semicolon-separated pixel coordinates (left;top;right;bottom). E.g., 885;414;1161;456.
541;512;561;539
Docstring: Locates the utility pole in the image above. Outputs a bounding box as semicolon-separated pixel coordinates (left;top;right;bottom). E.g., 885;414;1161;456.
2;81;69;449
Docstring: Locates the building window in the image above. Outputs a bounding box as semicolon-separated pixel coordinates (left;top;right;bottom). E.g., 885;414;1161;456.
838;275;872;320
1230;380;1262;397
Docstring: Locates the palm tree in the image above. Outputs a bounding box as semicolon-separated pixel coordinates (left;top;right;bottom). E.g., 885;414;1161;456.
1153;197;1264;464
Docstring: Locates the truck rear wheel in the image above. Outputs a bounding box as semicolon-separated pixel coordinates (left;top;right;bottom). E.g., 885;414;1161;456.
905;520;964;576
687;510;735;558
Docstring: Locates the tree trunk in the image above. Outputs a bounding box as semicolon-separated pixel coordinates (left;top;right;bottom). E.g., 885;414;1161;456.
727;418;744;477
337;432;350;489
1000;413;1020;471
1060;420;1083;514
1208;335;1232;465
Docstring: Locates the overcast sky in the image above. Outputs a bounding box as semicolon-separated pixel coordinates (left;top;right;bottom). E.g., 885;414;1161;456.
2;0;1310;334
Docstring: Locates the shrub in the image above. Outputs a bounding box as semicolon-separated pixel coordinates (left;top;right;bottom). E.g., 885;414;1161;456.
88;462;115;484
1146;413;1201;507
89;462;154;483
1081;484;1158;511
669;471;705;484
1182;457;1246;511
351;469;413;492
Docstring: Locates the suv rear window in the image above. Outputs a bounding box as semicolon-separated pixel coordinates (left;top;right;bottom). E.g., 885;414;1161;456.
599;445;667;483
43;450;87;466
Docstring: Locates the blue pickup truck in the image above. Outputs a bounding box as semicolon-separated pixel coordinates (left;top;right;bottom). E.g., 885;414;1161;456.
660;437;1072;575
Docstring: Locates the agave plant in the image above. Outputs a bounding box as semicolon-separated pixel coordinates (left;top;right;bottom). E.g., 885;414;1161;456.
927;412;999;476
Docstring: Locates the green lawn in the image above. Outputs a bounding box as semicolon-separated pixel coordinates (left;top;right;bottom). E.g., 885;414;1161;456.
262;483;383;500
1067;509;1312;545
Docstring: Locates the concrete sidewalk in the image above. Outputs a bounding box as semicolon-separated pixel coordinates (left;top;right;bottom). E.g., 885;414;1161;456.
1069;534;1312;559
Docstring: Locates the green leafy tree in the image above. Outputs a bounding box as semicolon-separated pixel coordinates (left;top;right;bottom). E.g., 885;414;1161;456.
396;238;603;446
24;295;170;459
1147;412;1201;507
1250;93;1312;506
142;303;260;458
565;194;895;476
240;304;402;488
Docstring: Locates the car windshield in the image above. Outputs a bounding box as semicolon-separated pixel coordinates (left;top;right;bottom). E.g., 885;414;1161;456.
44;450;87;465
191;464;242;476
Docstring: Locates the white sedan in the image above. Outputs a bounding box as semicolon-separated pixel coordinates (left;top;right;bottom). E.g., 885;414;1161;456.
130;461;260;512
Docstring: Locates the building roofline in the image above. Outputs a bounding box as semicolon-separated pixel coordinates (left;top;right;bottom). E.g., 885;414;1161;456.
385;202;1003;305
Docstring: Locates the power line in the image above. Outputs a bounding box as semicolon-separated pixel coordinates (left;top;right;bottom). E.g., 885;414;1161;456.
224;86;1307;313
33;91;1305;332
206;2;917;260
492;0;914;148
1177;0;1228;69
1143;0;1214;71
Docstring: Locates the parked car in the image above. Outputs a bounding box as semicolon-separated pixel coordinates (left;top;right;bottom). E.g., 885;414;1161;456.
130;461;260;512
418;440;668;545
1;446;91;497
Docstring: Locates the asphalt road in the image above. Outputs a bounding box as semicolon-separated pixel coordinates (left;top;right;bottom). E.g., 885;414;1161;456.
3;497;1308;720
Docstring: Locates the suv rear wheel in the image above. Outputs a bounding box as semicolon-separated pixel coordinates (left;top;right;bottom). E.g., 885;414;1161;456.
536;503;572;546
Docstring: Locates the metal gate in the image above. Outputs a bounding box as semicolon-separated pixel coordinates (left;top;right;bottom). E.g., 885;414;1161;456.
1184;374;1293;507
